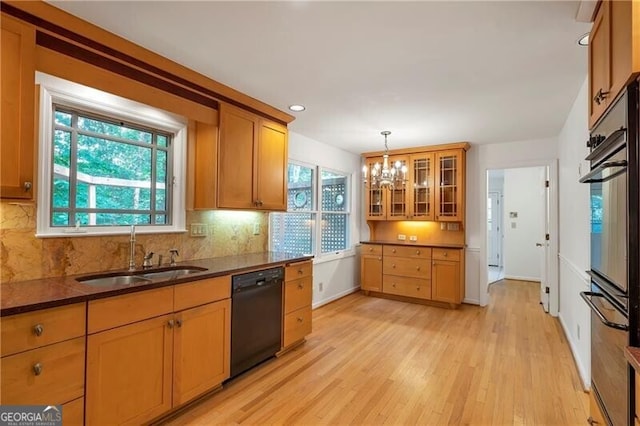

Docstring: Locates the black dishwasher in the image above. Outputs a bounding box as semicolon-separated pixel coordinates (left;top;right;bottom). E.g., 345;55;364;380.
230;267;283;378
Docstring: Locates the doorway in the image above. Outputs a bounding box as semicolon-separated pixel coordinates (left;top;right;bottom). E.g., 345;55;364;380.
485;166;551;312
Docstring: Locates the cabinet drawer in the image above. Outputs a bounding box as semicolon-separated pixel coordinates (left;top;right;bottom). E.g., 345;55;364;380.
283;306;312;348
63;397;84;426
284;276;312;314
432;248;461;261
383;245;431;259
383;275;431;300
362;244;383;256
1;303;86;357
88;286;173;333
174;275;231;311
383;257;431;279
1;336;85;405
285;260;312;281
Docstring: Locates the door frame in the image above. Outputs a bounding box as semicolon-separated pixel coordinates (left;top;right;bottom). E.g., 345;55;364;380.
487;190;502;267
480;159;559;316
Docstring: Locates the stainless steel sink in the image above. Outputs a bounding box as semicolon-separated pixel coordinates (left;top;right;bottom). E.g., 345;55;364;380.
78;274;152;286
77;266;207;286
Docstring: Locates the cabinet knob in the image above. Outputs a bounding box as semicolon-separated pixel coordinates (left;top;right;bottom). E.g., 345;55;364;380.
443;252;448;257
298;283;304;289
167;319;175;328
378;257;382;261
297;317;304;323
416;250;420;255
368;247;373;252
24;182;32;192
298;269;304;275
416;287;420;291
392;283;396;288
176;319;182;328
392;264;396;268
33;363;43;376
392;249;396;253
33;324;44;336
416;266;420;271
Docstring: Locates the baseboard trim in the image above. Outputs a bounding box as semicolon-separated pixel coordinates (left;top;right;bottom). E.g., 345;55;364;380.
312;286;360;309
559;313;590;391
463;298;480;305
504;275;540;282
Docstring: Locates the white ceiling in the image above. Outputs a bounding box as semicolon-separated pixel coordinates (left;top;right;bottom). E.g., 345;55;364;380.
49;1;591;154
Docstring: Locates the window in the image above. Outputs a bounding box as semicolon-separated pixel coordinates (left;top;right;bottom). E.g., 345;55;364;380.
36;73;186;237
270;162;351;258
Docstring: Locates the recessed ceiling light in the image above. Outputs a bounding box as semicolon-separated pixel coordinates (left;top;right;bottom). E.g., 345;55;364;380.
578;33;590;46
288;104;306;112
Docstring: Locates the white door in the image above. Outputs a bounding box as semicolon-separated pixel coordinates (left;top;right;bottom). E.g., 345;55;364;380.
538;167;550;313
487;192;501;266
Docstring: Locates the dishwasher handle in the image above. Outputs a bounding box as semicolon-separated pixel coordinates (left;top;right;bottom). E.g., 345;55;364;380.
580;291;628;331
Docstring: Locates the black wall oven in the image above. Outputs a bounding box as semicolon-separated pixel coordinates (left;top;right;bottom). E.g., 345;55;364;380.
581;81;639;426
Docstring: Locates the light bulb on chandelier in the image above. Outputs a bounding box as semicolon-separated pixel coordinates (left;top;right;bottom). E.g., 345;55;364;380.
362;131;407;189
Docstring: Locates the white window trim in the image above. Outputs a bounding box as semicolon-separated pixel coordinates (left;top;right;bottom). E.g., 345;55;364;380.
35;72;187;237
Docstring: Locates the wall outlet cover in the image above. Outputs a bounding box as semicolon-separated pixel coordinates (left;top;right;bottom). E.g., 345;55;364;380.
440;222;446;230
190;223;207;237
397;234;406;240
253;223;260;235
409;236;418;241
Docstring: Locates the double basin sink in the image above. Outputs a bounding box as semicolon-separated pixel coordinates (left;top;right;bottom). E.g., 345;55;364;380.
77;266;208;286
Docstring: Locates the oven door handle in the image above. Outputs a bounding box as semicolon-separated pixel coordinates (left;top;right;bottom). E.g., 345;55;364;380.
580;291;629;331
579;160;627;183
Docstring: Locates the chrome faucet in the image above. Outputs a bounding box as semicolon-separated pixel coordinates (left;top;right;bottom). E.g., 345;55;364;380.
169;248;179;266
143;252;154;269
128;225;136;271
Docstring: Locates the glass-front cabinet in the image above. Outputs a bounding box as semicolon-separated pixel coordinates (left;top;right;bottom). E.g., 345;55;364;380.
409;152;435;221
364;157;386;220
435;149;464;222
386;155;409;220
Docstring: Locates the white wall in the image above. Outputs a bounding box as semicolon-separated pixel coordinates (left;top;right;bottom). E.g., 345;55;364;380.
287;131;362;307
557;77;591;389
465;136;558;306
502;167;545;281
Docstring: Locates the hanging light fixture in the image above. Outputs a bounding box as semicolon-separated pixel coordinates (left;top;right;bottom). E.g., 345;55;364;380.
362;131;407;189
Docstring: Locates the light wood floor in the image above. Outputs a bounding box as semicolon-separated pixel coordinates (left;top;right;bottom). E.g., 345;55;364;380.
163;280;588;425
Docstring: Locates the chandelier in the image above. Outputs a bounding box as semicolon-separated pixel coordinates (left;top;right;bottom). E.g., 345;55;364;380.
362;131;407;189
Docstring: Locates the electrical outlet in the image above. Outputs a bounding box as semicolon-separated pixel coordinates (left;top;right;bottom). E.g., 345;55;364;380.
190;223;207;237
319;282;324;292
397;234;406;241
447;223;460;231
409;235;417;241
440;222;446;230
253;223;260;235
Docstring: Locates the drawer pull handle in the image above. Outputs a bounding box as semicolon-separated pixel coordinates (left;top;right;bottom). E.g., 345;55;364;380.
33;363;43;376
416;266;421;271
298;269;304;274
33;324;44;336
176;319;182;328
167;319;175;328
392;249;396;253
369;247;373;252
443;252;448;257
297;317;304;323
392;264;396;268
298;283;304;289
392;283;396;288
416;250;420;255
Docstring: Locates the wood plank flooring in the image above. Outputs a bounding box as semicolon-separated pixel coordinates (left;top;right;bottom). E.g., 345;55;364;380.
162;279;588;425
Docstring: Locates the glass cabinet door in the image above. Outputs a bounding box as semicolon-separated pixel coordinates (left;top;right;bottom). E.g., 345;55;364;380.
387;155;409;220
435;150;464;222
409;153;435;220
364;157;386;220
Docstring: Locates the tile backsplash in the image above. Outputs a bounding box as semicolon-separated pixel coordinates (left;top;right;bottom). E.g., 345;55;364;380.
0;202;267;283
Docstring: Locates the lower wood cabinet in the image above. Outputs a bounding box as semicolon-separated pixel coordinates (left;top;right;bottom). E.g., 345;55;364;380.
360;243;464;306
282;261;313;350
86;277;232;425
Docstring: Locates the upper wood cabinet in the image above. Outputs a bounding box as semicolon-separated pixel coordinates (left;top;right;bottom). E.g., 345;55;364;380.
217;103;288;211
1;14;36;199
363;144;466;222
589;0;640;128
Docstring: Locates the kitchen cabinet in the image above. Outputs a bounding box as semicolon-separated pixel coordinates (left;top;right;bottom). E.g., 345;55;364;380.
0;303;86;408
588;0;640;128
360;244;383;292
435;149;465;222
217;102;288;210
431;248;463;304
382;245;432;300
86;278;231;424
282;260;313;350
1;14;35;199
363;144;466;222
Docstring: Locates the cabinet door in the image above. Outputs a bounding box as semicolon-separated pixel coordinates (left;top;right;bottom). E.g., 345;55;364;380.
86;314;173;426
387;155;409;220
589;1;611;127
360;254;383;291
256;120;287;210
193;120;219;209
173;299;231;406
1;15;35;199
435;150;464;222
609;0;633;101
432;259;461;304
409;152;435;220
364;156;387;220
217;103;258;209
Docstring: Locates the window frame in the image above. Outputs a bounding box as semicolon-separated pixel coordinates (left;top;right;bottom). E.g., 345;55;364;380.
36;72;187;237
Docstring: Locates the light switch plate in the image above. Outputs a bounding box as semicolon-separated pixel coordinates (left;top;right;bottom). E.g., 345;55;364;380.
253;223;260;235
190;223;207;237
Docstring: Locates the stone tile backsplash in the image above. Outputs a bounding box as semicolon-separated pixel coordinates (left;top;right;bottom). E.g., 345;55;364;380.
0;202;268;283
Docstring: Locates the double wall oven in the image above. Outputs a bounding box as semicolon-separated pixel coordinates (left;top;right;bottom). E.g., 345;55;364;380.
580;81;639;426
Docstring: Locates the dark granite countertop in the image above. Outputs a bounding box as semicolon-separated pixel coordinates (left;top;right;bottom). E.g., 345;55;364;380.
1;252;313;317
360;240;466;249
625;346;640;373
